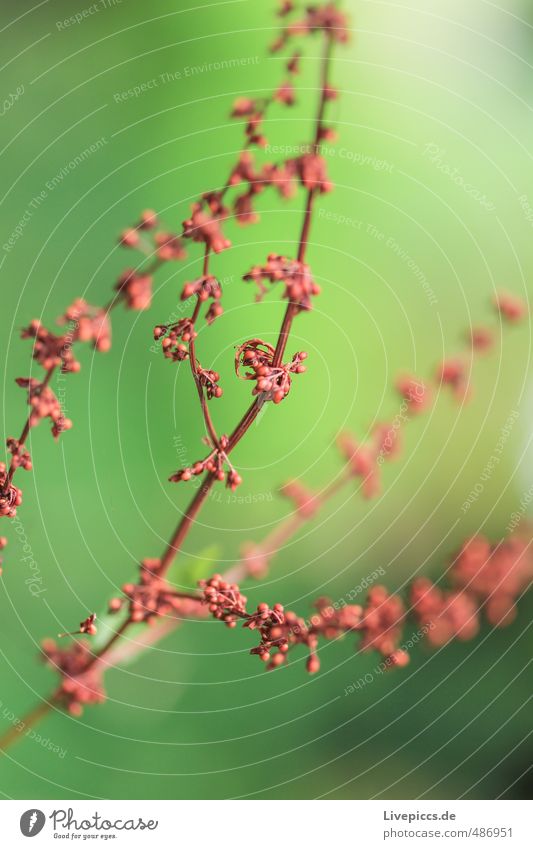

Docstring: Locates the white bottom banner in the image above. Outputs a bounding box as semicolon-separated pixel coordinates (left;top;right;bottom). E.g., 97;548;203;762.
0;800;530;847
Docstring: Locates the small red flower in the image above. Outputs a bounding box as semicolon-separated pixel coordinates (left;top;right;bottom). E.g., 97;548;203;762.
0;463;23;517
493;292;527;322
182;204;231;253
16;377;72;439
396;374;431;414
244;254;319;310
235;339;307;403
469;326;493;353
59;299;111;352
358;586;407;664
115;269;153;311
21;321;81;373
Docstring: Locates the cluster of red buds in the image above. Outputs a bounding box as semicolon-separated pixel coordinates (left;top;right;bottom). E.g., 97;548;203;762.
153;278;223;364
372;421;403;463
154;319;194;362
238;542;270;580
247;603;292;667
294;152;333;192
228;151;268;224
199;574;408;674
116;211;187;310
199;574;248;626
9;0;533;745
6;438;32;471
357;586;409;667
41;639;105;716
395;292;528;413
15;377;72;439
119;209;186;261
40;524;532;715
0;202;196;570
410;579;479;647
274;79;296;107
337;424;401;499
493;291;527;323
272;2;350;52
337;433;376;495
244;254;320;311
410;532;533;644
115;268;154;311
396;374;432;414
182;204;231;254
468;326;494;353
113;559;205;624
230;96;271;148
21;320;80;373
58;299;112;352
262;159;299;199
198;366;223;400
235;339;308;403
0;463;23;517
169;436;242;491
280;480;320;518
436;358;470;403
451;534;533;626
58;613;97;638
182;275;223;324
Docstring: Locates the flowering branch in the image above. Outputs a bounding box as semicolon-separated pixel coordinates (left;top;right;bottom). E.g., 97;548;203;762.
0;3;531;752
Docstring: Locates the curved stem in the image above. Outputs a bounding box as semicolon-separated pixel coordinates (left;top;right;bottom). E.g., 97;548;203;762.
187;248;221;448
0;697;55;753
2;365;55;492
0;31;337;750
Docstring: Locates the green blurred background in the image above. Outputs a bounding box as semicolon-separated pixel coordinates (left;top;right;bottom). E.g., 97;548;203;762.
0;0;532;799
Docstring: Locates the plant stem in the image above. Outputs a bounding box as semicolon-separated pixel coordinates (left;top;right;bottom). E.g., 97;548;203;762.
0;32;336;749
159;473;216;575
2;365;55;492
187;248;221;448
0;696;55;753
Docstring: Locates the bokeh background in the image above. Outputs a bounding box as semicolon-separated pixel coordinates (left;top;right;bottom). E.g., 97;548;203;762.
0;0;532;800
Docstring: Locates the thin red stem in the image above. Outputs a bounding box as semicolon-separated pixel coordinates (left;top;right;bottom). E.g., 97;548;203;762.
0;32;336;742
2;364;55;492
187;248;220;448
